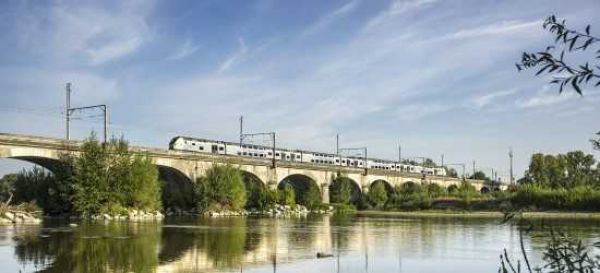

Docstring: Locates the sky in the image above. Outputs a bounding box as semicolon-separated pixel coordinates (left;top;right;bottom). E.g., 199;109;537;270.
0;0;599;180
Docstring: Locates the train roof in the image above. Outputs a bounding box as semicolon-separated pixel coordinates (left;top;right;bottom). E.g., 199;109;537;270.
170;135;444;168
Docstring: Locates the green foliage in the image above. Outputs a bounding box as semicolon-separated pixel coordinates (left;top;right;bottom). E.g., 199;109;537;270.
72;134;161;216
523;151;598;189
330;178;352;204
510;184;600;211
195;164;247;212
425;183;445;198
279;184;296;207
516;15;600;95
469;171;490;181
243;175;267;210
0;173;16;202
369;182;388;208
303;183;322;210
445;167;458;178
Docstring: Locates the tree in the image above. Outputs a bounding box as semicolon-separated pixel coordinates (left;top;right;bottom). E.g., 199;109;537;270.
72;134;109;215
369;182;388;208
128;155;160;211
0;173;16;202
331;178;352;204
592;132;600;151
202;164;247;211
468;171;490;181
445;167;458;178
516;15;600;95
279;184;295;207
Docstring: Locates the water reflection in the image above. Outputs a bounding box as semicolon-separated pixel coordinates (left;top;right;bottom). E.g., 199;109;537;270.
4;216;600;273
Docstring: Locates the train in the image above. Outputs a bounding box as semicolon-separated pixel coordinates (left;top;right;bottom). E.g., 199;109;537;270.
169;136;447;176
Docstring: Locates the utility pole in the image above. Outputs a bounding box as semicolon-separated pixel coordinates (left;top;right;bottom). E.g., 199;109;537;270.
472;160;476;175
509;147;514;185
441;154;444;167
239;115;243;146
65;83;108;144
398;143;402;163
65;83;71;140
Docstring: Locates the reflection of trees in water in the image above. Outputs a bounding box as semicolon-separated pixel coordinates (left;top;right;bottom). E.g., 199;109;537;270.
14;222;159;273
158;217;264;269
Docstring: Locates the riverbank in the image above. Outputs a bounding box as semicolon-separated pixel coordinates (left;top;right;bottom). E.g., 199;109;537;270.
355;210;600;220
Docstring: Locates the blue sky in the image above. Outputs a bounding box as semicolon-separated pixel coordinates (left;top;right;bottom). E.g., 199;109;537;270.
1;0;599;179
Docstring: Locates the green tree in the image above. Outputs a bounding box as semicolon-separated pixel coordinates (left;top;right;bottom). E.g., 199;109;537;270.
425;183;444;198
469;171;490;181
202;164;247;211
369;182;388;208
72;134;109;216
303;184;322;209
331;178;352;204
279;184;295;207
445;167;458;178
128;155;160;211
0;173;16;202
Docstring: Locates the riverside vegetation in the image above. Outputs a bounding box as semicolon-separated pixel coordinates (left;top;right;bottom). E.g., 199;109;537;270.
0;134;329;222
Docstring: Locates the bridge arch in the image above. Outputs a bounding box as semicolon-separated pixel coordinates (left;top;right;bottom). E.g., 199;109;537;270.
2;156;66;175
157;164;195;209
278;174;322;207
241;170;267;209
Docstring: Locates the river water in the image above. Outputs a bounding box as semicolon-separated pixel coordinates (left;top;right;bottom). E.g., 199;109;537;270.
0;214;598;273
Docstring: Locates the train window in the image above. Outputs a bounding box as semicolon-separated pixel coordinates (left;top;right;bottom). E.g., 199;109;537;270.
199;147;204;151
335;159;339;163
243;152;247;156
253;153;258;156
260;154;264;157
311;159;314;162
237;152;241;155
275;153;280;156
219;147;224;151
191;142;196;146
267;152;272;156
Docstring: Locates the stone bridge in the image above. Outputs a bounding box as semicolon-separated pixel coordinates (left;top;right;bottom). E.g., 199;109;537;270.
0;133;490;204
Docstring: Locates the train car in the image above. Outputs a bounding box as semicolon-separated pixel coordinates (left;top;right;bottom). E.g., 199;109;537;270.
169;136;447;176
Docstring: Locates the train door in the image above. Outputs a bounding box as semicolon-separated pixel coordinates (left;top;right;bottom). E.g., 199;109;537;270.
211;145;218;154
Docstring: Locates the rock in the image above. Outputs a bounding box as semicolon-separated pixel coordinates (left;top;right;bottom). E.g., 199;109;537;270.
69;223;78;227
103;214;112;220
0;217;13;224
317;252;334;258
4;212;14;221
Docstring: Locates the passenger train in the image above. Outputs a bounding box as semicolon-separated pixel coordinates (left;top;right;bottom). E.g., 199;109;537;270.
169;136;447;176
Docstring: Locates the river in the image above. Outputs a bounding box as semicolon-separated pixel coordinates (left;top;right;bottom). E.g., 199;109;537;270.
0;214;598;273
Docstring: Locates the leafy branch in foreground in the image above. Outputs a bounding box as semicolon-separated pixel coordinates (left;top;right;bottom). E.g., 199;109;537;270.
516;15;600;95
498;213;600;273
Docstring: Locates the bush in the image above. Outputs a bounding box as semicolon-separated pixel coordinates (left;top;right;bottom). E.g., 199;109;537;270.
369;182;388;208
200;164;247;211
279;184;295;207
425;183;445;198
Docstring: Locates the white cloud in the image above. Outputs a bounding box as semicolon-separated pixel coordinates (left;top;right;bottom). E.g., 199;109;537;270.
167;40;201;61
218;37;248;73
516;87;574;109
438;20;540;41
471;89;517;109
15;1;153;65
300;0;361;37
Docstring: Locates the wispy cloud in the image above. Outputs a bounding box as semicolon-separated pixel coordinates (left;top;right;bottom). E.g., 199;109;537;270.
300;0;361;37
363;0;438;31
218;37;248;73
15;1;153;65
167;39;201;60
516;87;575;109
438;20;540;41
471;89;517;109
